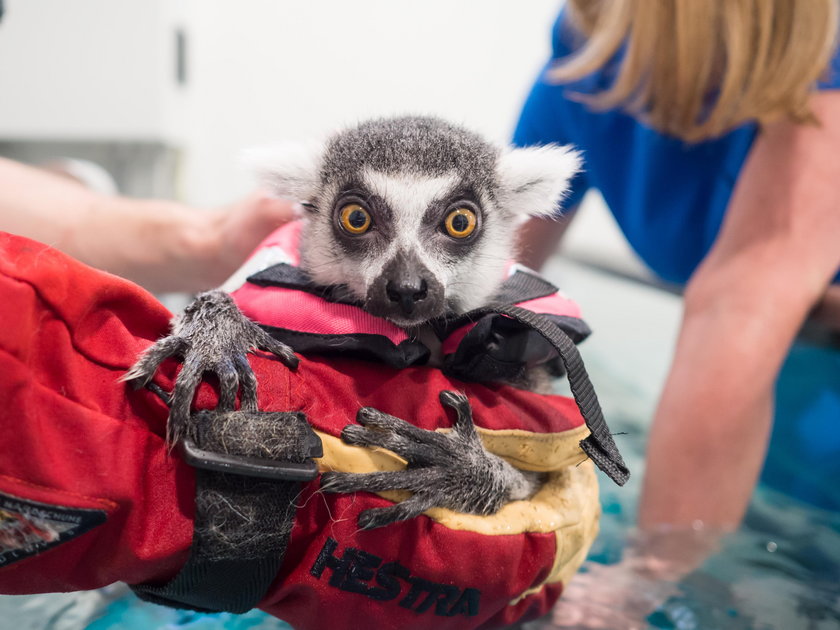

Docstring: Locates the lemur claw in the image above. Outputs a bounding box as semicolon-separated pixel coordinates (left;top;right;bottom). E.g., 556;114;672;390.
123;289;298;443
321;391;539;529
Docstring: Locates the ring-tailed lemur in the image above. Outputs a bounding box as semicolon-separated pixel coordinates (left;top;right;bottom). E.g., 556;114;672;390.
125;116;580;530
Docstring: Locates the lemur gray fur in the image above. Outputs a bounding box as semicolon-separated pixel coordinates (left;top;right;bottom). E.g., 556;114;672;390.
125;116;580;531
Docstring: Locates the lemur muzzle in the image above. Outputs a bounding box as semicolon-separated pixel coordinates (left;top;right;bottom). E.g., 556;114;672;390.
386;278;428;314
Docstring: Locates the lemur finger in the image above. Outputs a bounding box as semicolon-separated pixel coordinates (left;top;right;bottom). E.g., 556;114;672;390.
357;493;437;530
215;358;239;412
168;360;204;443
320;470;426;494
121;336;187;388
233;354;258;412
341;425;447;465
438;391;478;439
255;330;299;368
356;407;450;448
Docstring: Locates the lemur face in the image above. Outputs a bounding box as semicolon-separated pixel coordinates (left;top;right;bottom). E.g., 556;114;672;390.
248;116;580;328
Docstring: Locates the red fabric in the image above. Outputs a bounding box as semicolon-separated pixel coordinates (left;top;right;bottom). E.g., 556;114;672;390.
0;233;194;591
516;292;582;319
0;232;579;628
233;221;410;342
257;220;302;266
235;282;411;344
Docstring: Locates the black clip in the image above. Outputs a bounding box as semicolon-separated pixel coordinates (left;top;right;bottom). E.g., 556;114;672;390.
180;412;323;482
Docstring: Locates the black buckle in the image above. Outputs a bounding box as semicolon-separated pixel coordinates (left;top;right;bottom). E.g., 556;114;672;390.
180;412;324;482
180;440;321;481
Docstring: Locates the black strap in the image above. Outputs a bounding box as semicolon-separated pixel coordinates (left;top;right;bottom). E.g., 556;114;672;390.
247;263;361;306
131;471;300;613
131;410;322;613
459;305;630;486
246;265;558;310
486;268;560;306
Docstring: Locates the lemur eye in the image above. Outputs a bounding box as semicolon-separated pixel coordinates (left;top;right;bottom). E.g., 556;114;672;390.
443;208;477;239
339;203;372;235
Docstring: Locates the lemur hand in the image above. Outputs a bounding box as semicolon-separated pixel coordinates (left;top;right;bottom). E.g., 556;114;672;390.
320;391;539;529
123;289;298;442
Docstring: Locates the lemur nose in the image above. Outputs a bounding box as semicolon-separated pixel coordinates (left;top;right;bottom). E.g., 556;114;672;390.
386;280;428;315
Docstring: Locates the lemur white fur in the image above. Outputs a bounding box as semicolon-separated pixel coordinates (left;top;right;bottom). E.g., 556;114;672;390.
249;116;581;327
356;170;465;309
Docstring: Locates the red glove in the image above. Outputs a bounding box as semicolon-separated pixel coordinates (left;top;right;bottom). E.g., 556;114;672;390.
0;233;600;629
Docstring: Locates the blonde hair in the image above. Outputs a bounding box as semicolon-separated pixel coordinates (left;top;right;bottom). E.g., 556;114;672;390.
552;0;840;142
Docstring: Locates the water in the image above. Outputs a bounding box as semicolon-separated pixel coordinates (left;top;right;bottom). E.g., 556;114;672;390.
538;260;840;630
546;405;840;630
2;260;838;629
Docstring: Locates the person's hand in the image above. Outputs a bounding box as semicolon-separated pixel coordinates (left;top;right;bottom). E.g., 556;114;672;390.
538;526;724;630
0;154;300;293
108;190;299;293
546;558;679;630
199;191;300;289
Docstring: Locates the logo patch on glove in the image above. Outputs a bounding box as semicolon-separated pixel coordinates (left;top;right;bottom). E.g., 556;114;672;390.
310;537;482;617
0;492;106;568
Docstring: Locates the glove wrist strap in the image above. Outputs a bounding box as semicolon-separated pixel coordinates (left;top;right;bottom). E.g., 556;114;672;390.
131;410;322;613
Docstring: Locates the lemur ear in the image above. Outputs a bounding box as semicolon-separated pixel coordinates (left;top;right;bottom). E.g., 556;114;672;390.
496;145;582;219
241;141;323;202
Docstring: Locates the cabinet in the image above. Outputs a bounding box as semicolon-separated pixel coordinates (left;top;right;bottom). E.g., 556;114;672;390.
0;0;187;142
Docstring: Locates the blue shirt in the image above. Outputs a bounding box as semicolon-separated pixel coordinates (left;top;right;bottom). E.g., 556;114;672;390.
513;12;840;285
514;12;840;513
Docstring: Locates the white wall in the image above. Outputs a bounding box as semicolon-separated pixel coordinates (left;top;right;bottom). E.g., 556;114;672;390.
177;0;564;205
0;0;185;141
175;1;644;276
0;0;646;274
0;1;565;199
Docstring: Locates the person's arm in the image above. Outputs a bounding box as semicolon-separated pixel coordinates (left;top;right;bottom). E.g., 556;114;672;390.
516;211;578;270
511;61;590;269
550;91;840;630
0;157;297;293
640;91;840;531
